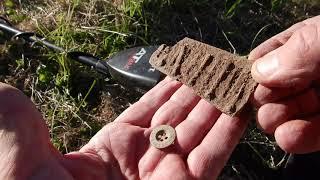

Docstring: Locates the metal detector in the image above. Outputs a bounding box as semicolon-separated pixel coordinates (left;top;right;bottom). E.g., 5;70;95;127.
0;16;163;92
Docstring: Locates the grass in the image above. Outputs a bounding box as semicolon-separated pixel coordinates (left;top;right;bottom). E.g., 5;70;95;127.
1;0;320;179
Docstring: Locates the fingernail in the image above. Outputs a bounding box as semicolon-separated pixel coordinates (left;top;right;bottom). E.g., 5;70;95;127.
255;54;279;77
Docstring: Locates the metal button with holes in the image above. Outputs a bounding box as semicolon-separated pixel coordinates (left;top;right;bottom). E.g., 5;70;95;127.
149;125;176;149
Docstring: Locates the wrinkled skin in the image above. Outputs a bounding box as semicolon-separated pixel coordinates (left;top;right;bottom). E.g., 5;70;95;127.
0;77;248;180
250;15;320;154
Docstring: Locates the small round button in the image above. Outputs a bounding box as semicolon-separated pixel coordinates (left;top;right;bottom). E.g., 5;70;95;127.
150;125;176;149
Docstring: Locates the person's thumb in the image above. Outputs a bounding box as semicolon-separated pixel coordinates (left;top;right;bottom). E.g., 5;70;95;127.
251;24;320;87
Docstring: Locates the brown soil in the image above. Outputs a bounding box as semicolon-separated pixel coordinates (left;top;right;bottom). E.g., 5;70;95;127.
95;94;118;123
150;37;257;116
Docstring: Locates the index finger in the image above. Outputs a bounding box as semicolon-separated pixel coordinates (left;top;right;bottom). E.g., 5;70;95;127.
115;77;182;127
248;22;305;60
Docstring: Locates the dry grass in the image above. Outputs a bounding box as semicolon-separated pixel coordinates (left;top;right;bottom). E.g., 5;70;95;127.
1;0;320;179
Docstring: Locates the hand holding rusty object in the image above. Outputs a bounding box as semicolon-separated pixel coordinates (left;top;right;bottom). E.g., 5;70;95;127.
250;15;320;154
0;77;248;179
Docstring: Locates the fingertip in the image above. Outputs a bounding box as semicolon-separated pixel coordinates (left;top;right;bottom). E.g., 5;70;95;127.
249;44;270;61
256;105;275;134
248;47;265;61
250;84;271;107
274;122;303;153
275;120;320;154
249;35;285;62
256;103;289;134
248;52;257;61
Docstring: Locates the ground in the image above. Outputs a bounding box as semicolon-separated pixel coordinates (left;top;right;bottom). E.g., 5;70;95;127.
0;0;319;179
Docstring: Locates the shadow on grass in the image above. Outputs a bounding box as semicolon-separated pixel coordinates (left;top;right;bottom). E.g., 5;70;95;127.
140;0;319;54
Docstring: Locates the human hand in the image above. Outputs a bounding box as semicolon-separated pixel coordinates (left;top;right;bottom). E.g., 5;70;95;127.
0;77;248;180
249;15;320;154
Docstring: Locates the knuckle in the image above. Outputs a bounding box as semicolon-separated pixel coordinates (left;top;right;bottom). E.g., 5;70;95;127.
303;15;320;26
292;24;318;58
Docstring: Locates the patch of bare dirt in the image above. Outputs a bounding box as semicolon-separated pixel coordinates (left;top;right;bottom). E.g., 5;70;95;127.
95;94;118;123
94;84;144;123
